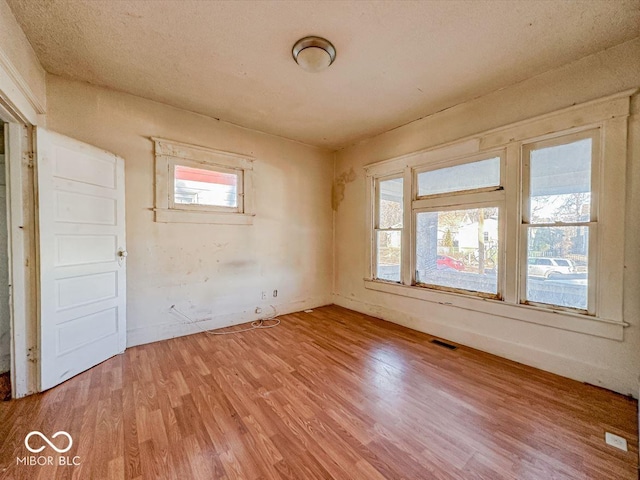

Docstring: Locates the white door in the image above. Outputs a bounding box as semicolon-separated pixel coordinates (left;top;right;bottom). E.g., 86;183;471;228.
36;129;126;391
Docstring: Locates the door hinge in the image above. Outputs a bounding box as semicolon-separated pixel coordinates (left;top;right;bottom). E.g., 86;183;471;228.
26;346;38;363
24;151;34;168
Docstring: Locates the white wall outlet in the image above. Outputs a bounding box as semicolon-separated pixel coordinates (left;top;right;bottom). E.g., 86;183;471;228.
605;432;628;451
261;291;267;300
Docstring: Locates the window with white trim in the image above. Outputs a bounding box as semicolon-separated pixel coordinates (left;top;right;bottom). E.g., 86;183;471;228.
521;130;598;313
414;155;503;299
365;91;632;338
153;138;254;224
374;176;403;282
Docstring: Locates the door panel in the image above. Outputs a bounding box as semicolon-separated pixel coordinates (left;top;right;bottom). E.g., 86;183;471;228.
36;129;126;391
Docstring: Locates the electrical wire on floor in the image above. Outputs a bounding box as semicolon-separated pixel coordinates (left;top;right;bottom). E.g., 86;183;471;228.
169;304;280;335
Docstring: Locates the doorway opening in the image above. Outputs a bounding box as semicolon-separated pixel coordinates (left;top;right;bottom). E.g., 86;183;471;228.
0;123;11;400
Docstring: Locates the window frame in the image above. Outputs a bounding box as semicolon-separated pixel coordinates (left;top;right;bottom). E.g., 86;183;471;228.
519;128;600;315
409;150;506;298
153;137;254;225
363;89;633;340
372;173;404;283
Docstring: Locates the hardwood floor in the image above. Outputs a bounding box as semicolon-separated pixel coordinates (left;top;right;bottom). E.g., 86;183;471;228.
0;305;637;479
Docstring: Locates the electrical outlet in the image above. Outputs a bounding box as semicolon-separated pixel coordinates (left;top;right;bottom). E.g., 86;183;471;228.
261;291;267;300
273;289;278;298
605;432;628;451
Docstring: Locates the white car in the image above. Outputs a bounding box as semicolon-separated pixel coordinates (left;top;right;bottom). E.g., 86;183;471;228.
528;257;576;278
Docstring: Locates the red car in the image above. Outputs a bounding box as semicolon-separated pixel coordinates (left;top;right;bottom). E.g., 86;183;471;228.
437;255;465;271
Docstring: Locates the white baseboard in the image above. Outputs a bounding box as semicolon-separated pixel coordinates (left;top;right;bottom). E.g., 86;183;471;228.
332;293;637;398
126;297;330;347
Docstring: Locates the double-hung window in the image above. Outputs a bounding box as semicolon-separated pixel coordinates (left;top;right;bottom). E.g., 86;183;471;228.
521;130;599;313
374;176;404;282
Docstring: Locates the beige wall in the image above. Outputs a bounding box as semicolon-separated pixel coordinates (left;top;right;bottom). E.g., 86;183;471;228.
45;75;334;346
0;0;46;120
333;38;640;396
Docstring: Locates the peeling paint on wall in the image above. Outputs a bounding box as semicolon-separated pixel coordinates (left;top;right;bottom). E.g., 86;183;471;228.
332;167;356;211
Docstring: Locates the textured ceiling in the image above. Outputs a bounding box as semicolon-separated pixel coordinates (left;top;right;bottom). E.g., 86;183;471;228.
7;0;640;149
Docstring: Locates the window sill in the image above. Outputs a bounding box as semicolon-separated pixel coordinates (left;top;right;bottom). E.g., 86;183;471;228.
364;279;626;340
155;208;254;225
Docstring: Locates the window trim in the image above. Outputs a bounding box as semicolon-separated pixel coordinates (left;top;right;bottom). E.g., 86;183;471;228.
153;137;255;225
363;89;635;339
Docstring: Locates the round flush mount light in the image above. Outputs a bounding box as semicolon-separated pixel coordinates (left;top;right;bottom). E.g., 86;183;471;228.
292;36;336;73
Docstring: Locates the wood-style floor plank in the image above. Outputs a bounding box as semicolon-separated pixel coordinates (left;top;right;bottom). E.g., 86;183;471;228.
0;305;637;479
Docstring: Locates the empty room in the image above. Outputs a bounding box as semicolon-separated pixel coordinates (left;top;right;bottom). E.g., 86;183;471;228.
0;0;639;479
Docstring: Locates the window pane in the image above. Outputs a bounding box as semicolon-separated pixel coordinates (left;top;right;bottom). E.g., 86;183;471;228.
174;165;238;207
417;157;500;197
415;208;499;294
376;230;401;282
530;138;591;223
525;226;588;310
379;178;403;228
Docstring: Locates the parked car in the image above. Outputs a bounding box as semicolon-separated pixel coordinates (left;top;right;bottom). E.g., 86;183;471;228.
528;257;576;278
437;255;465;271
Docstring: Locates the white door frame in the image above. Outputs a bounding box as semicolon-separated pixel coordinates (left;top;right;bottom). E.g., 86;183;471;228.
5;122;36;398
0;98;40;399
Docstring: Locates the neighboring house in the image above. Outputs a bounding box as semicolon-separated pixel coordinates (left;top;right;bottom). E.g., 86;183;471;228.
457;218;499;251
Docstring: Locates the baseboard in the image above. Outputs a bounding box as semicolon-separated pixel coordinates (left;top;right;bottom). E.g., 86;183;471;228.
332;293;637;398
126;297;330;348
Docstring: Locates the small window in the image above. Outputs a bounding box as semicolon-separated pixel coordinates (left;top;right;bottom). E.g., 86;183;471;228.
153;138;254;224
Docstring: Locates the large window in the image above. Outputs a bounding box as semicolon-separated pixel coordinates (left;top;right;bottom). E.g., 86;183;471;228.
522;131;598;312
365;91;630;337
413;156;503;297
415;207;500;296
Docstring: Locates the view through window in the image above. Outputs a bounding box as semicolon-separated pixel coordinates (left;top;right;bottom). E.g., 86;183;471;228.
524;136;593;310
416;207;499;295
375;177;403;282
174;165;238;208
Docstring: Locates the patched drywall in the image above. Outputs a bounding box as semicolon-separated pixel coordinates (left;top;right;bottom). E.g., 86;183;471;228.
331;167;356;211
333;38;640;396
45;75;334;346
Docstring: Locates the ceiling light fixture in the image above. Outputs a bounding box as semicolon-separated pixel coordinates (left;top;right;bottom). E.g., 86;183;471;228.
292;36;336;73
